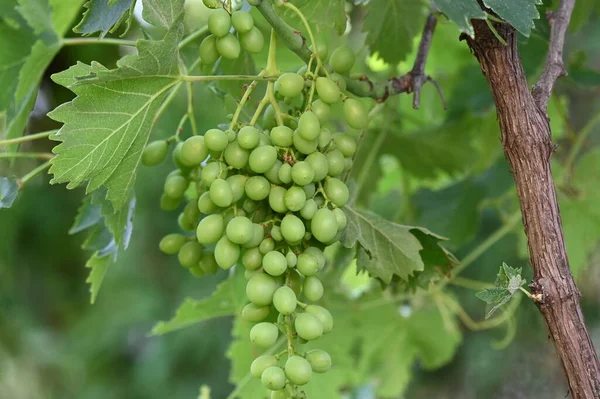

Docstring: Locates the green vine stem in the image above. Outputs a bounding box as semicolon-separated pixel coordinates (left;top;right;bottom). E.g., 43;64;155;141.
182;74;278;82
186;82;199;136
18;160;51;187
154;82;184;124
0;130;57;147
0;152;54;160
178;26;209;49
62;37;136;47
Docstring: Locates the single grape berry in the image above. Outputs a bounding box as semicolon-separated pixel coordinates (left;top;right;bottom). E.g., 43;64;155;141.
306;305;333;334
273;286;297;315
269;186;288;214
318;128;332;150
231;10;254;33
291;162;315;186
271;390;288;399
178;241;203;268
242;247;263;270
297;253;319;277
259;237;275;254
333;207;347;229
250;322;279;348
343;98;369;130
277;73;305;98
237;126;260;149
201;161;226;187
311;100;330;124
196;213;225;244
208;8;231;37
199;252;219;274
224;140;249;169
142;140;168;166
286;251;297;268
245;176;271;201
215;236;240;269
262;251;287;276
249;145;277;173
303;276;324;301
280;214;306;243
284;186;306;212
333;134;357;157
227;174;249;202
199;35;219;64
295;312;323;341
251;355;278;378
217;33;241;60
304;247;326;270
226;216;254;245
298;111;320;141
325;149;345;176
240;27;265;53
292;130;318;155
285;355;312;385
246;273;278;305
278;163;293;184
316;77;341;104
309;40;328;60
305;349;332;373
164;175;188;199
180;136;209;166
160;193;182;211
300;199;318;220
245;224;265;248
305;152;329;182
202;0;219;8
159;233;186;255
270;125;293;147
197;192;219;214
311;208;338;243
210;178;233;207
324;177;349;207
204;128;228;152
261;366;286;390
330;45;355;74
265;159;283;184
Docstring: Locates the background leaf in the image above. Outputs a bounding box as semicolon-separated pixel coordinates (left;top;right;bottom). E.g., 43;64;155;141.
285;0;346;35
432;0;486;37
73;0;135;37
0;176;19;208
482;0;541;37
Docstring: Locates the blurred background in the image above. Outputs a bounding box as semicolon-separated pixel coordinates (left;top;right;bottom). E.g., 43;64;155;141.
1;1;599;398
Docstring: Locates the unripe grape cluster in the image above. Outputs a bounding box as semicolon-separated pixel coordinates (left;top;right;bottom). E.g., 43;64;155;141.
142;26;367;396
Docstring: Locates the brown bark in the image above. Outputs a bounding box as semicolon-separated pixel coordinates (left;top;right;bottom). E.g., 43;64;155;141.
465;20;600;398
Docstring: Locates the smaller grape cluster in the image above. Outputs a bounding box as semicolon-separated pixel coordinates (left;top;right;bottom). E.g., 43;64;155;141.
199;2;264;63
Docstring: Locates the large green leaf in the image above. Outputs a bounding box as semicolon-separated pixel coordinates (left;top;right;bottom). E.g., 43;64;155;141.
151;270;247;335
48;21;183;210
74;0;135;37
483;0;541;37
432;0;485;36
363;0;423;64
142;0;185;29
285;0;346;35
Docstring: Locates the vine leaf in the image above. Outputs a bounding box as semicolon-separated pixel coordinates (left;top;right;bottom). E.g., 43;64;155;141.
341;205;452;283
482;0;541;37
74;0;135;37
0;177;19;208
476;262;525;319
284;0;346;34
48;17;183;210
151;270;247;335
362;0;423;64
0;0;85;150
432;0;486;37
142;0;184;29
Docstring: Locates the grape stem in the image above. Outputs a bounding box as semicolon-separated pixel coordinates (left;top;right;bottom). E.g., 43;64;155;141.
154;83;184;125
18;160;51;187
181;74;278;82
62;37;136;47
178;26;209;49
0;130;57;147
0;152;54;160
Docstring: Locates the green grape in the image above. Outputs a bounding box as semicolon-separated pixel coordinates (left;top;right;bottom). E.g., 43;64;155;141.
226;129;237;141
247;273;278;305
304;247;325;270
197;192;219;214
270;225;283;241
333;207;347;229
160;193;182;211
289;270;303;296
142;140;168;166
325;149;345;176
286;251;297;268
309;40;328;60
298;111;320;141
343;157;353;174
224;140;250;169
311;208;338;243
242;247;263;270
330;45;355;74
303;183;316;198
199;35;219;64
305;349;332;373
226;216;254;245
251;355;278;378
300;199;317;220
285;117;298;131
259;132;271;146
330;72;347;92
242;303;270;323
284;186;306;212
178;241;203;268
291;162;315;186
263;104;277;130
171;142;187;170
324;178;349;207
259;237;275;254
268;186;288;213
265;159;283;184
243;198;258;213
284;356;312;385
201;161;227;187
311;100;330;125
237;126;260;149
270;126;293;147
249;145;278;173
277;73;305;98
261;366;286;390
183;200;200;223
315;77;340;104
280;214;305;243
240;27;264;53
204;128;228;151
215;236;240;269
189;266;206;277
210;178;233;207
164;175;188;199
231;10;254;33
277;163;292;184
208;8;231;37
216;33;241;59
202;0;219;8
159;233;187;254
245;176;271;201
318;128;332;150
303;276;324;301
333;134;356;157
262;251;287;276
271;390;288;399
245;269;260;280
222;208;235;226
284;91;305;109
244;223;266;248
273;286;297;315
343;98;369;130
199;251;219;274
178;211;196;232
297;253;319;276
306;305;333;334
305;152;329;182
292;130;318;155
294;313;323;341
251;322;279;348
226;174;249;202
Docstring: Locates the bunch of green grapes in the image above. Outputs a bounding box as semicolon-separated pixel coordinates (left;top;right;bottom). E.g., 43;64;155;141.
199;2;264;63
142;26;367;396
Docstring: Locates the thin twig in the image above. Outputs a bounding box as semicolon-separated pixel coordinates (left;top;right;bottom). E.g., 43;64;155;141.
532;0;576;111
